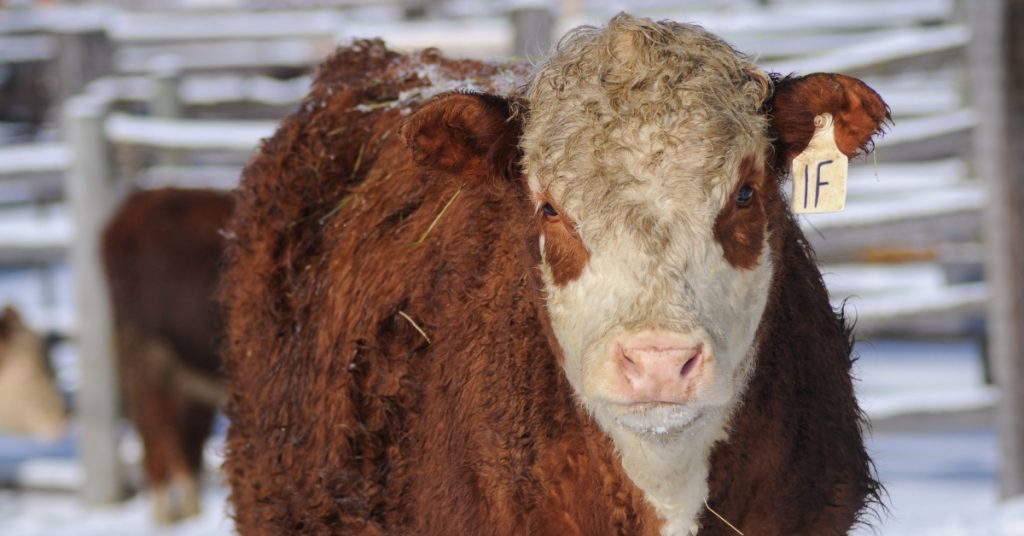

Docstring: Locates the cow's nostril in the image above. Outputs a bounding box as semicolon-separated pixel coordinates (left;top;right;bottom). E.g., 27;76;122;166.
679;347;702;378
618;346;640;375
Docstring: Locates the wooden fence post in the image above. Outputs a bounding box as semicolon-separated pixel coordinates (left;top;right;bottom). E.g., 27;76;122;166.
63;94;126;505
511;6;555;58
150;57;183;119
150;56;183;166
55;27;113;107
968;0;1024;498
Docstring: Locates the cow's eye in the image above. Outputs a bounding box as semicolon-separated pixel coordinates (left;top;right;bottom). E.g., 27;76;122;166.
542;203;559;218
736;185;754;207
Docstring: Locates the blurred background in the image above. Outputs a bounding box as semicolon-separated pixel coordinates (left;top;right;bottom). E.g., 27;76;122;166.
0;0;1017;534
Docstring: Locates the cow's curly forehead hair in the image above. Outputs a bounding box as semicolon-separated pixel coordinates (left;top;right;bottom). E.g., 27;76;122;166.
523;14;771;208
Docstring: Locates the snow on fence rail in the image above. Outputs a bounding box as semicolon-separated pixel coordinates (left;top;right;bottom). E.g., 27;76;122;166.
0;35;58;64
115;37;334;74
106;9;348;42
105;113;276;152
0;5;109;35
862;71;962;118
764;24;970;76
551;0;955;40
806;183;985;231
0;143;70;175
843;280;988;337
112;15;522;73
85;72;311;110
878;108;977;147
683;0;955;35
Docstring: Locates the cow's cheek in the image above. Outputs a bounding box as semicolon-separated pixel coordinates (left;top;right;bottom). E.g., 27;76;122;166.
540;227;601;399
710;265;770;399
542;220;590;286
702;244;773;407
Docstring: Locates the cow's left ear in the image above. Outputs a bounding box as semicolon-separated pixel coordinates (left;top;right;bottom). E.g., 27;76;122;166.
402;92;522;181
769;73;890;163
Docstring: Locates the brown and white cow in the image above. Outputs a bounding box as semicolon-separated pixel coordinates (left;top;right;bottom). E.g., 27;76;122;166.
102;188;232;523
223;15;888;535
0;305;66;441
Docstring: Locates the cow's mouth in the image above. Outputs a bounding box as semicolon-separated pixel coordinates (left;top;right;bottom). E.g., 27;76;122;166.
610;401;704;436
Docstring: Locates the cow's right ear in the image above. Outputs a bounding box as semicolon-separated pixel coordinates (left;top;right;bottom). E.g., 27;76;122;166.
402;92;522;181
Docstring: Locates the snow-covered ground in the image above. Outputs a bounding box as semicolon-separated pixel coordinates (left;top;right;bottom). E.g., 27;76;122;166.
854;339;1005;534
864;427;1000;535
0;486;233;536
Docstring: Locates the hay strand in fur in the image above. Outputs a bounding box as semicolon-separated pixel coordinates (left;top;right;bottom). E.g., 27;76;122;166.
319;196;354;225
408;187;462;246
398;310;431;344
704;498;744;535
352;143;366;176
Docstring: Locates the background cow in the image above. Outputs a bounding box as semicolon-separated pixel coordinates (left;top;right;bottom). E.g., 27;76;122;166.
0;305;66;441
102;188;231;523
222;15;888;535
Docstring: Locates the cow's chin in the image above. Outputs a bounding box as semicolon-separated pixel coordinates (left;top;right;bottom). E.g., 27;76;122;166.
609;402;706;438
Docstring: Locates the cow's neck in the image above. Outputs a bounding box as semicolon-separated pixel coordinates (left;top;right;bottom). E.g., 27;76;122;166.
605;406;734;536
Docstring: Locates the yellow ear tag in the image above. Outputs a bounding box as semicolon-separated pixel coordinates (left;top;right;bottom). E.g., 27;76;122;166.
791;113;847;214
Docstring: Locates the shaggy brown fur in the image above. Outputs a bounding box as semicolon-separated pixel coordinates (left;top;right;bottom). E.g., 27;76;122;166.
222;36;886;535
102;188;232;523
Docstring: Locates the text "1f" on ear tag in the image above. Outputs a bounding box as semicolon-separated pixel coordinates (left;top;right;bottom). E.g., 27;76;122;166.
791;113;847;214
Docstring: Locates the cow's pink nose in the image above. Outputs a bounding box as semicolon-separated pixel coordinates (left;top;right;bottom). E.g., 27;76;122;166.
615;333;705;404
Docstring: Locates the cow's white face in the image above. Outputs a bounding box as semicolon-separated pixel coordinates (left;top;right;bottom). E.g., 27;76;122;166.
529;160;773;441
521;15;775;533
523;16;773;442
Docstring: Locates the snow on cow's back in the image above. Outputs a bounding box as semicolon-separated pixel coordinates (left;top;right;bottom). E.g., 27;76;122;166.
304;40;528;117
